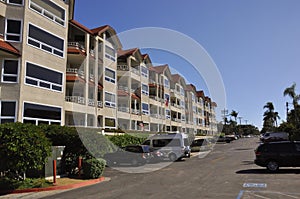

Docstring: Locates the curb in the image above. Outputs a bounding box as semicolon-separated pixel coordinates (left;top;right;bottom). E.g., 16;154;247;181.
0;177;106;195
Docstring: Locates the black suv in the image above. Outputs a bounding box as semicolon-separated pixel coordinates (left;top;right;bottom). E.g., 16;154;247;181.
254;141;300;171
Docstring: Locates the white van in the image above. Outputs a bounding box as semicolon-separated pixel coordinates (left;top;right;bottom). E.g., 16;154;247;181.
261;132;289;142
142;133;191;161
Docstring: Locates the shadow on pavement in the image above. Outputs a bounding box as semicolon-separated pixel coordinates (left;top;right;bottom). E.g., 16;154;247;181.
236;168;300;174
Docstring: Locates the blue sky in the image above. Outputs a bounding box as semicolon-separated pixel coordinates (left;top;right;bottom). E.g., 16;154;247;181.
74;0;300;129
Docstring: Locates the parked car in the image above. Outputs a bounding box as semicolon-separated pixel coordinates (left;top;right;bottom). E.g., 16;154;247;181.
217;136;231;143
254;141;300;171
148;147;164;163
190;138;212;152
104;145;152;166
260;132;289;142
142;133;190;161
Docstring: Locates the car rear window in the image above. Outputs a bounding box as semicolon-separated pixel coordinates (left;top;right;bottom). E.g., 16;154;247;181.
265;143;294;153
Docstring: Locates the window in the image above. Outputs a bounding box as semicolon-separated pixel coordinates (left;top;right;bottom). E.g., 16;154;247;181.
193;106;197;113
141;66;148;78
181;100;185;109
29;0;66;26
2;59;19;83
28;24;64;57
104;68;115;83
7;0;23;5
165;109;170;119
23;102;61;125
180;87;184;96
142;103;149;115
191;92;195;102
105;92;116;108
5;19;22;42
181;114;186;122
105;117;116;128
105;45;115;61
142;84;149;95
25;62;63;92
0;101;16;123
153;139;181;147
164;78;169;88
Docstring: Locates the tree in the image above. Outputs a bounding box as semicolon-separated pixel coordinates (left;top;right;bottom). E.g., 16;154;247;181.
284;83;300;109
262;102;280;133
230;110;239;122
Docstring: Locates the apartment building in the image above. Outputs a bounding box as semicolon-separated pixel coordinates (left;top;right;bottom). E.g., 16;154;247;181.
0;0;217;135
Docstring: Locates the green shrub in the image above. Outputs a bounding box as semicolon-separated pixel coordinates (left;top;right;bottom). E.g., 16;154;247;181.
82;158;106;179
107;133;147;148
0;123;51;178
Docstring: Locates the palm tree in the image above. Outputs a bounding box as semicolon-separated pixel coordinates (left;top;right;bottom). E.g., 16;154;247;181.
230;110;239;122
284;83;300;109
263;102;280;128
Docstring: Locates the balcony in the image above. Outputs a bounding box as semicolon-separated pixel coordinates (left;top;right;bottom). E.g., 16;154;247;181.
131;67;140;75
118;85;129;92
118;107;130;113
88;99;95;107
150;113;158;118
97;101;103;108
68;42;85;51
65;96;85;105
117;65;129;71
131;109;140;115
66;68;85;77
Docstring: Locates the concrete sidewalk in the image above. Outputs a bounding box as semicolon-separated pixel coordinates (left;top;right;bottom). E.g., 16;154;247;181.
0;177;109;199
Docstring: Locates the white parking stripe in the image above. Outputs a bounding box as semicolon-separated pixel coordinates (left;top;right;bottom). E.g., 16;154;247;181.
249;192;271;199
276;192;299;199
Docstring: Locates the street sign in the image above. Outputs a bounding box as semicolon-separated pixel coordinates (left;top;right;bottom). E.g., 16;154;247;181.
243;183;267;188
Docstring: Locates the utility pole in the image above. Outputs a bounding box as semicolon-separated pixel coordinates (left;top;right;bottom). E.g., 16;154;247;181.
221;108;228;124
237;116;242;125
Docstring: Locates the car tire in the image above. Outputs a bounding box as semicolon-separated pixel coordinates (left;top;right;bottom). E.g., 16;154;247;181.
169;153;177;162
267;161;279;172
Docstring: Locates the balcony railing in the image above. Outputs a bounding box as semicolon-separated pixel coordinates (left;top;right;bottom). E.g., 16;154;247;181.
65;96;85;105
68;42;85;51
66;68;85;77
131;109;140;115
150;113;158;118
131;67;140;75
88;99;95;107
118;85;129;92
117;65;129;71
97;101;103;108
118;107;130;113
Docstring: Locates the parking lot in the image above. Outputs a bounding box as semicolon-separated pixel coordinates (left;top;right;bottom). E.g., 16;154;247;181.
5;137;300;199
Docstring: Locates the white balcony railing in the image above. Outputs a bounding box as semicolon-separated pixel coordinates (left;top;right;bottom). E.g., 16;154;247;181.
66;68;84;77
97;101;103;108
118;107;130;113
68;42;85;51
65;96;85;105
88;99;95;106
131;67;140;75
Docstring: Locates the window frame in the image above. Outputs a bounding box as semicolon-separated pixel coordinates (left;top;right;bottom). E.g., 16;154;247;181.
29;0;66;27
24;61;64;92
142;103;149;115
105;45;116;61
22;101;62;125
104;117;116;129
27;23;65;58
104;68;116;84
141;66;148;78
104;92;116;108
141;83;149;95
1;58;19;83
165;109;171;119
0;100;17;124
7;0;23;6
5;18;22;42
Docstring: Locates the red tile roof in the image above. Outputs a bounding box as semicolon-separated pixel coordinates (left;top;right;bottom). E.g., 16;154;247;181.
117;48;139;57
196;90;205;98
186;84;196;92
171;74;181;82
118;90;129;96
69;20;93;34
0;36;20;56
131;93;140;100
152;64;168;74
